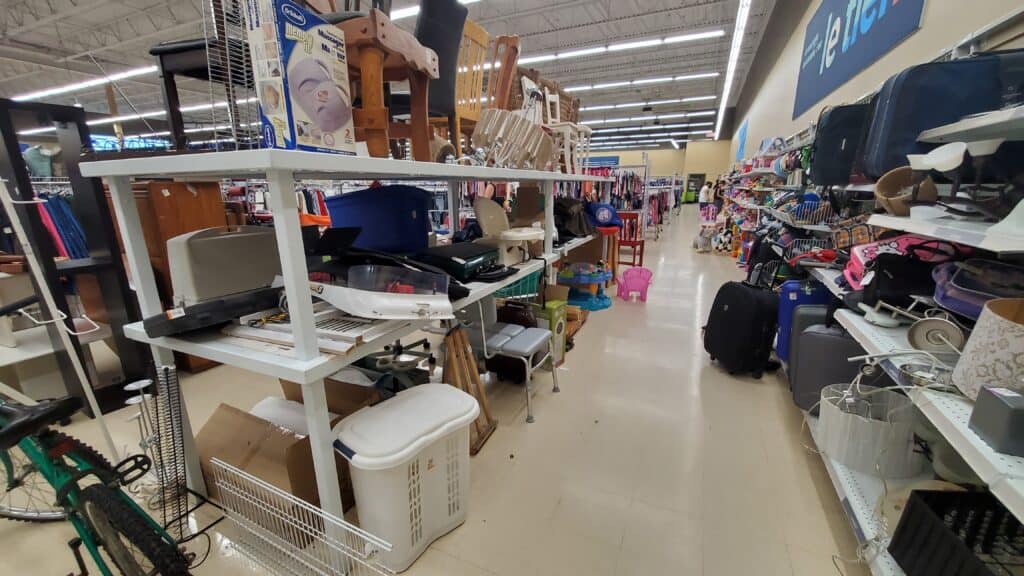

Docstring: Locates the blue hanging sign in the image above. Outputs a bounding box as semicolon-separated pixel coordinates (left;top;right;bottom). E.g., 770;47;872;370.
587;156;621;168
735;119;749;161
793;0;925;118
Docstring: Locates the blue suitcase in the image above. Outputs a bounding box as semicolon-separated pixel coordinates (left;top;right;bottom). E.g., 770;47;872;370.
776;280;832;364
862;55;1015;179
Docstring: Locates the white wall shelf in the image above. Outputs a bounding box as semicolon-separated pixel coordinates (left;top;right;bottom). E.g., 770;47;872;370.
765;208;832;232
79;149;614;183
808;268;847;298
807;416;918;576
80;148;607;522
868;213;1024;254
834;309;1024;521
918;105;1024;143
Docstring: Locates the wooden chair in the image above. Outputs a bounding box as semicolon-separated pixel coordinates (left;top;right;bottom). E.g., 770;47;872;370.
618;212;645;268
485;36;521;111
434;19;488;152
335;9;439;161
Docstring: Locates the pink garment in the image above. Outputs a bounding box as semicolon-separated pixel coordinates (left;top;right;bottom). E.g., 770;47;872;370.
37;203;68;258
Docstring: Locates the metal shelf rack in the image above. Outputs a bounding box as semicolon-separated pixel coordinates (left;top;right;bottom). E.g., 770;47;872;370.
834;308;1024;522
79;149;611;520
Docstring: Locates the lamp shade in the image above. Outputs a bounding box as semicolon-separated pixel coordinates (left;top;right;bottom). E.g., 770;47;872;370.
953;298;1024;400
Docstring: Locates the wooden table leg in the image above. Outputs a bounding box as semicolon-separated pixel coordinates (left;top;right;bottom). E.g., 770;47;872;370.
408;70;432;162
353;45;390;158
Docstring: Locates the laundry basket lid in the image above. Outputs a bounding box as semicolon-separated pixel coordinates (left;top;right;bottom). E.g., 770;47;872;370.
333;384;480;470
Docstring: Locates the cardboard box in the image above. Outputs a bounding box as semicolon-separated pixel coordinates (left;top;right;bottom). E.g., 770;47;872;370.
242;0;356;155
195;403;354;510
279;375;379;418
544;284;570;305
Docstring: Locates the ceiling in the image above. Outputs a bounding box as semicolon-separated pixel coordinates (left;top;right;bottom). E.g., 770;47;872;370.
0;0;776;149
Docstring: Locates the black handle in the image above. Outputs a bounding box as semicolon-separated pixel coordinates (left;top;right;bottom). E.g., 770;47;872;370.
0;295;39;318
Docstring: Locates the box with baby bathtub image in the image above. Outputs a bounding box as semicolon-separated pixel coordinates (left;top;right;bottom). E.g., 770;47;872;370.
242;0;356;155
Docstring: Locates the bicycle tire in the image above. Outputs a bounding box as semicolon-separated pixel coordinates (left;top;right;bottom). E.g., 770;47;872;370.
0;446;64;522
79;484;190;576
0;430;117;522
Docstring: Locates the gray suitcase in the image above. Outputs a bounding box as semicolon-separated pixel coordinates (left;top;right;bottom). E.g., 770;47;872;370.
791;324;893;413
788;305;829;375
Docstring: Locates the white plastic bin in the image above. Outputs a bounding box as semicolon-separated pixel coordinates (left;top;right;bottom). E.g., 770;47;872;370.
333;384;479;572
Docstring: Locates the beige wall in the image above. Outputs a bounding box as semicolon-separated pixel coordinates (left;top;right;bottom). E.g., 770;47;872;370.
683;140;733;182
731;1;1024;160
592;149;687;176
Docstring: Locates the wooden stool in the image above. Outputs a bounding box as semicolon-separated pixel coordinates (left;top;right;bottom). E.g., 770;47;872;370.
597;226;620;286
338;9;439;160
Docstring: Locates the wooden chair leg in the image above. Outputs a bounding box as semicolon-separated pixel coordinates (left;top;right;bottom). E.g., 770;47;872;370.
448;114;460;151
354;46;389;158
408;71;432;162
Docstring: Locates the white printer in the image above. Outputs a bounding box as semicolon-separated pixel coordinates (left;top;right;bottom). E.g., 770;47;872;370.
167;226;282;307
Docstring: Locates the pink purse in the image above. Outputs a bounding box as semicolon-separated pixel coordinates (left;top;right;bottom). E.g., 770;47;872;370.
844;234;960;290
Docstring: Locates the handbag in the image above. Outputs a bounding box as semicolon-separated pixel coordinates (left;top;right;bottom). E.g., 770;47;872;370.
862;241;966;308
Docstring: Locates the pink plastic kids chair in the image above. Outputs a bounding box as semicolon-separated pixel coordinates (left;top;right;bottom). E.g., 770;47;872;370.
617;267;653;302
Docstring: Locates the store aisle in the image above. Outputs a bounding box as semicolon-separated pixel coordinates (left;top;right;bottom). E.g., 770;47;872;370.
0;206;865;576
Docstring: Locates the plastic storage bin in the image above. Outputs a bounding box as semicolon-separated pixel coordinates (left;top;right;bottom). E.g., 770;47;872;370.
325;185;432;254
889;490;1024;576
333;384;480;572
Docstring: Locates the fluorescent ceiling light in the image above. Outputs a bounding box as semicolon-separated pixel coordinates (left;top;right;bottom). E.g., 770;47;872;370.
665;30;726;44
580;109;716;125
670;139;681;149
608;39;662;51
633;77;674;85
391;0;480;21
580;96;716;112
676;72;720;82
515;28;724;66
518;54;557;65
593;81;630;90
11;65;158;102
16;96;259;136
716;0;752;139
558;46;607;59
567;72;719;94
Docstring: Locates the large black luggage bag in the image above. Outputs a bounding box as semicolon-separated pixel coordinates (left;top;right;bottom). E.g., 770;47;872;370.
862;53;1024;179
811;103;873;186
704;281;779;378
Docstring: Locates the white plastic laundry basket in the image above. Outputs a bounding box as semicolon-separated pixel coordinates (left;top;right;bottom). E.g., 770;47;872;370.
333;384;479;572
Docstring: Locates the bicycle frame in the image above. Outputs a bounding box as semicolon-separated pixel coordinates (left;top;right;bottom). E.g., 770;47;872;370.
1;417;180;576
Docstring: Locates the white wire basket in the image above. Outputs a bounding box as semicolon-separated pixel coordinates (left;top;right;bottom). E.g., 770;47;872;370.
210;458;394;576
783;238;832;260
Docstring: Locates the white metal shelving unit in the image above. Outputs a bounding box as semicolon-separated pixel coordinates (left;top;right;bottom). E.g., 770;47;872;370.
868;213;1024;254
834;308;1024;521
808;267;846;298
918;104;1024;143
806;417;922;576
80;149;611;520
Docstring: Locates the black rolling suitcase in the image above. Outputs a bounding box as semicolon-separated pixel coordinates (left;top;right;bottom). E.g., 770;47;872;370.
704;281;779;378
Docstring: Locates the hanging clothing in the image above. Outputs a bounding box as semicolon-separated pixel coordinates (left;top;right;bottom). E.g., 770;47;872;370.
37;202;68;258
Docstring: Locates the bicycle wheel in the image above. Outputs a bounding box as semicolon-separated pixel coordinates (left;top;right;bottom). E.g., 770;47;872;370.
79;484;190;576
0;446;65;521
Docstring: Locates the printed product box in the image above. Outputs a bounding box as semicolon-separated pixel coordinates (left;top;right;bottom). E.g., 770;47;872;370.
242;0;356;155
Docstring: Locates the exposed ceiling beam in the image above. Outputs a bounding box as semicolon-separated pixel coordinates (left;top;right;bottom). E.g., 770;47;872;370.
0;0;113;40
477;0;593;26
0;45;206;97
63;18;204;62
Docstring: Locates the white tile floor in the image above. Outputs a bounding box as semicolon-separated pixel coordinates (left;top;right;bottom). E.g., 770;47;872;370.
0;205;867;575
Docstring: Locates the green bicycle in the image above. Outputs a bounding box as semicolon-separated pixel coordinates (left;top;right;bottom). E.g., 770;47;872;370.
0;395;191;575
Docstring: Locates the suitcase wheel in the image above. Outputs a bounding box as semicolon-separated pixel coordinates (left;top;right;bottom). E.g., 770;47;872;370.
709;355;716;362
752;370;764;379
